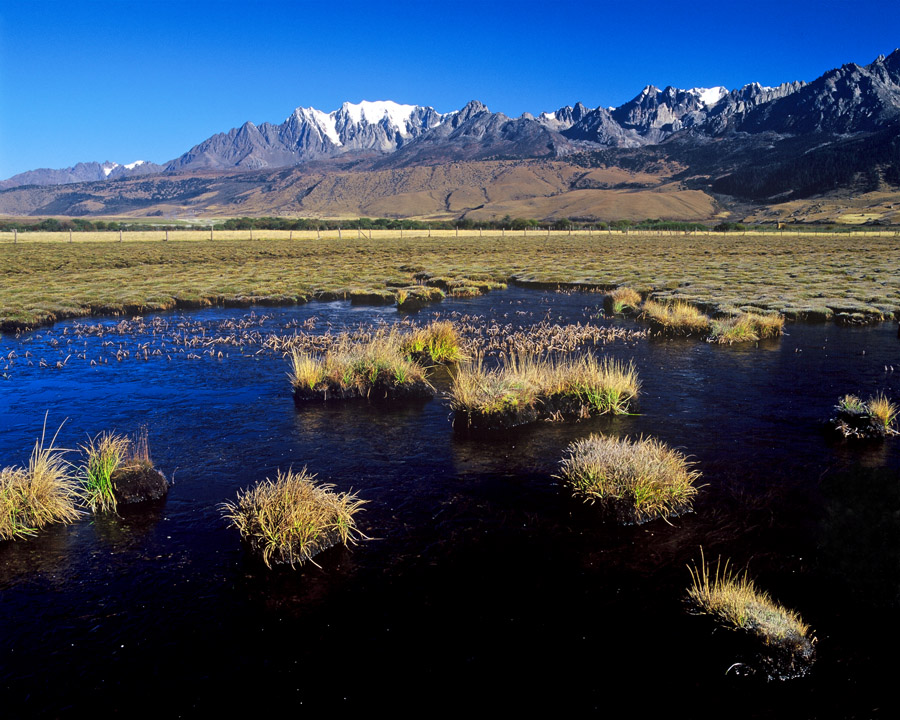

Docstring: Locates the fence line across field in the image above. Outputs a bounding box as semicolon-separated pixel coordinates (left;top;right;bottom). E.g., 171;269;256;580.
2;227;898;244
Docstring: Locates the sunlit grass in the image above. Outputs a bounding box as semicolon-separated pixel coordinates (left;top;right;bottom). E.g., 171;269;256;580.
708;312;785;344
0;421;82;541
604;286;642;314
289;329;431;400
687;550;812;648
2;234;897;330
399;320;462;363
558;433;700;523
221;467;367;568
80;432;130;514
640;300;711;335
866;392;898;430
450;352;639;428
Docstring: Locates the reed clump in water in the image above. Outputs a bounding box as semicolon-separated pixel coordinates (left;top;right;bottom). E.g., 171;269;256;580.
0;423;82;541
557;433;700;524
450;352;639;430
221;467;367;568
289;329;434;402
399;320;463;363
604;286;642;314
687;550;816;679
708;312;785;344
80;431;130;514
79;426;164;512
829;392;899;438
640;300;711;335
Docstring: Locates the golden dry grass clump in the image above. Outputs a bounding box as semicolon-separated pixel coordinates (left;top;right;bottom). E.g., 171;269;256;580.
289;329;433;401
708;312;786;344
640;300;711;335
687;551;815;677
558;433;700;523
0;425;82;541
450;352;639;429
221;467;367;568
604;286;642;314
867;392;898;430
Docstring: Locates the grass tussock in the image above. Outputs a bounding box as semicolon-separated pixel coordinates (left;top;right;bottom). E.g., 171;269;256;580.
641;300;711;335
221;467;366;568
558;434;700;523
708;312;785;344
867;392;898;429
604;286;642;314
289;329;431;400
79;427;155;514
80;432;130;514
0;423;82;541
451;352;639;429
399;320;463;363
687;551;812;649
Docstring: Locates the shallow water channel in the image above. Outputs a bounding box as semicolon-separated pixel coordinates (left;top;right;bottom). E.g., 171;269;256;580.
1;288;899;716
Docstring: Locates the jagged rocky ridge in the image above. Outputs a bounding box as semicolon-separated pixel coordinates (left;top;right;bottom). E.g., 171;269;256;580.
3;49;899;189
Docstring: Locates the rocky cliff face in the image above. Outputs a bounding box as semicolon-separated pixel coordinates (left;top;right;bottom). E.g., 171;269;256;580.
4;49;899;191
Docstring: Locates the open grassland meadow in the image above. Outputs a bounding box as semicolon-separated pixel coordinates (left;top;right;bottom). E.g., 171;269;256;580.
1;230;899;330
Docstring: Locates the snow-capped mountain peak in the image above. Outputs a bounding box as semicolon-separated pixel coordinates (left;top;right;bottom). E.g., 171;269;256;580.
688;86;728;108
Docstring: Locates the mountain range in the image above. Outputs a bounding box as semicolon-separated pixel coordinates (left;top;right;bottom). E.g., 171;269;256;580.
2;50;899;223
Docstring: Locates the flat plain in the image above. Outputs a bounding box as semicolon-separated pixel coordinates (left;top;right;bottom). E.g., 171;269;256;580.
1;229;898;329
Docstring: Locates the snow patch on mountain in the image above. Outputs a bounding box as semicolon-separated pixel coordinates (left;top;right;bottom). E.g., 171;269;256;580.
689;86;728;107
342;100;417;132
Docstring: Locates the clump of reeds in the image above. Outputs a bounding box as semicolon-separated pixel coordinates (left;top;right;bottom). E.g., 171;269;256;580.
80;432;130;514
289;329;432;401
830;392;898;438
867;392;898;430
79;427;155;514
221;467;367;568
640;299;711;335
604;286;642;314
0;423;82;541
400;320;463;363
708;312;785;344
687;551;814;670
450;352;639;429
558;434;700;524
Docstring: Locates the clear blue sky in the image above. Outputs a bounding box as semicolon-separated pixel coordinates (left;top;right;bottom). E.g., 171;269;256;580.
1;0;898;178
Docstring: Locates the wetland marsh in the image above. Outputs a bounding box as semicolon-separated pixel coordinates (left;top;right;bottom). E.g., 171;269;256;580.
1;286;898;716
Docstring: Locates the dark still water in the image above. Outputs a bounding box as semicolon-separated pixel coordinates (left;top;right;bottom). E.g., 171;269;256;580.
1;289;898;717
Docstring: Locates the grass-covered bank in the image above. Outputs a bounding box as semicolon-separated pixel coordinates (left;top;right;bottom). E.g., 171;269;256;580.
1;233;899;330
